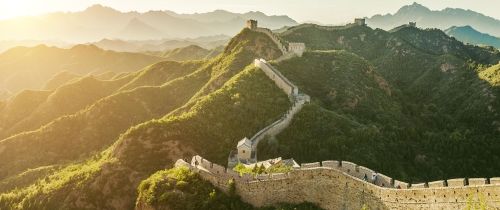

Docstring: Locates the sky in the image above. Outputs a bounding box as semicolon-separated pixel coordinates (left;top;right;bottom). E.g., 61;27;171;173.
1;0;500;24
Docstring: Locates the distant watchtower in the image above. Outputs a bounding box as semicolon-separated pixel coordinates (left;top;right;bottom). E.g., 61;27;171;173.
354;18;366;26
247;19;258;30
409;22;417;27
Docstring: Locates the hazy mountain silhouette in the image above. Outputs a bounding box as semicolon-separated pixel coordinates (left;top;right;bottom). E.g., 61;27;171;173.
118;18;166;40
91;35;230;52
0;4;297;43
367;2;500;37
445;26;500;48
0;44;164;94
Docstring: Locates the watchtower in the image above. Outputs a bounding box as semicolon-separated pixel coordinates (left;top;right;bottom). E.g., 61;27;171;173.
237;137;253;160
288;43;306;57
246;19;258;30
354;18;366;26
409;22;417;27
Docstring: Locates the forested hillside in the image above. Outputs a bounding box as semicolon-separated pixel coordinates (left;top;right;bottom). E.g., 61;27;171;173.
258;24;500;182
0;28;304;209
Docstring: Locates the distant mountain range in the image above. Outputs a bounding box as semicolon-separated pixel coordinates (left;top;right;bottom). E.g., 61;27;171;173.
0;5;297;43
367;2;500;37
0;44;164;94
90;35;230;53
445;26;500;48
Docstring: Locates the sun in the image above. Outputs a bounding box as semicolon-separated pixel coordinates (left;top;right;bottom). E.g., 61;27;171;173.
0;0;35;20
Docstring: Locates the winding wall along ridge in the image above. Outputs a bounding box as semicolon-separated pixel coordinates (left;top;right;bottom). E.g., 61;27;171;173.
175;26;500;209
177;157;500;210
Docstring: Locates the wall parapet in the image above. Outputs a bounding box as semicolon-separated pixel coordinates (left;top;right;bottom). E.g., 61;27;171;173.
251;26;305;61
180;155;500;210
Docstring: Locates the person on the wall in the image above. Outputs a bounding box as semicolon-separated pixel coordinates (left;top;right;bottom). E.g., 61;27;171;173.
372;173;378;184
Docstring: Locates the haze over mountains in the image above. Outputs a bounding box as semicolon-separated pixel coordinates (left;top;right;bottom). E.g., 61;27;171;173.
0;4;297;43
90;35;230;53
367;2;500;37
445;26;500;49
0;44;164;96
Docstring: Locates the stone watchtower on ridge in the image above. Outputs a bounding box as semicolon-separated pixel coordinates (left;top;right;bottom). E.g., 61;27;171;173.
354;18;366;26
247;19;258;30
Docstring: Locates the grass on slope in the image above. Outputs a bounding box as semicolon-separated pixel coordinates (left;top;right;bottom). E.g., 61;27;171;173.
0;90;52;135
2;74;135;139
185;28;283;105
43;71;81;90
479;63;500;86
0;60;206;181
162;45;210;61
0;27;283;183
0;64;291;209
0;28;294;209
0;149;115;209
119;60;204;91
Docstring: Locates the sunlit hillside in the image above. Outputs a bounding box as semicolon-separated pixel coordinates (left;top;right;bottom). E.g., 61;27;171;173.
0;44;164;94
0;1;500;210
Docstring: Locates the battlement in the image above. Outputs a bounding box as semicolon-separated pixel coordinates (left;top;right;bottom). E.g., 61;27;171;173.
354;18;366;26
246;19;258;30
179;156;500;210
229;58;310;167
246;20;306;60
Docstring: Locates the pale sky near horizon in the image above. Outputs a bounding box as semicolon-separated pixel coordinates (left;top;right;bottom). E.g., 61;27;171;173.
1;0;499;24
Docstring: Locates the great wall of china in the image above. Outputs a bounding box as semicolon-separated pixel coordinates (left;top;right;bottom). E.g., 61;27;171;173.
176;21;500;209
177;156;500;210
228;20;309;167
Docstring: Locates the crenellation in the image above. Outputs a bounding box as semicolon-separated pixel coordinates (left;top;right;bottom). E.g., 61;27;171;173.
375;173;393;187
468;178;488;186
247;20;305;60
356;166;375;181
321;160;340;168
301;162;321;168
188;154;500;209
411;183;427;189
491;177;500;185
340;161;357;174
447;178;466;187
394;180;409;189
428;180;446;188
200;158;213;170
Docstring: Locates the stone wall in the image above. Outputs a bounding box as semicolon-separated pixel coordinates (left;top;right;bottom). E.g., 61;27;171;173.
249;93;309;149
179;156;500;210
254;58;298;96
254;28;288;54
252;27;305;60
250;58;310;149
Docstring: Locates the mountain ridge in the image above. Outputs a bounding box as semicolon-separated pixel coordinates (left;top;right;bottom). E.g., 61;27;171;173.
0;44;164;94
0;4;298;42
445;25;500;48
367;2;500;37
